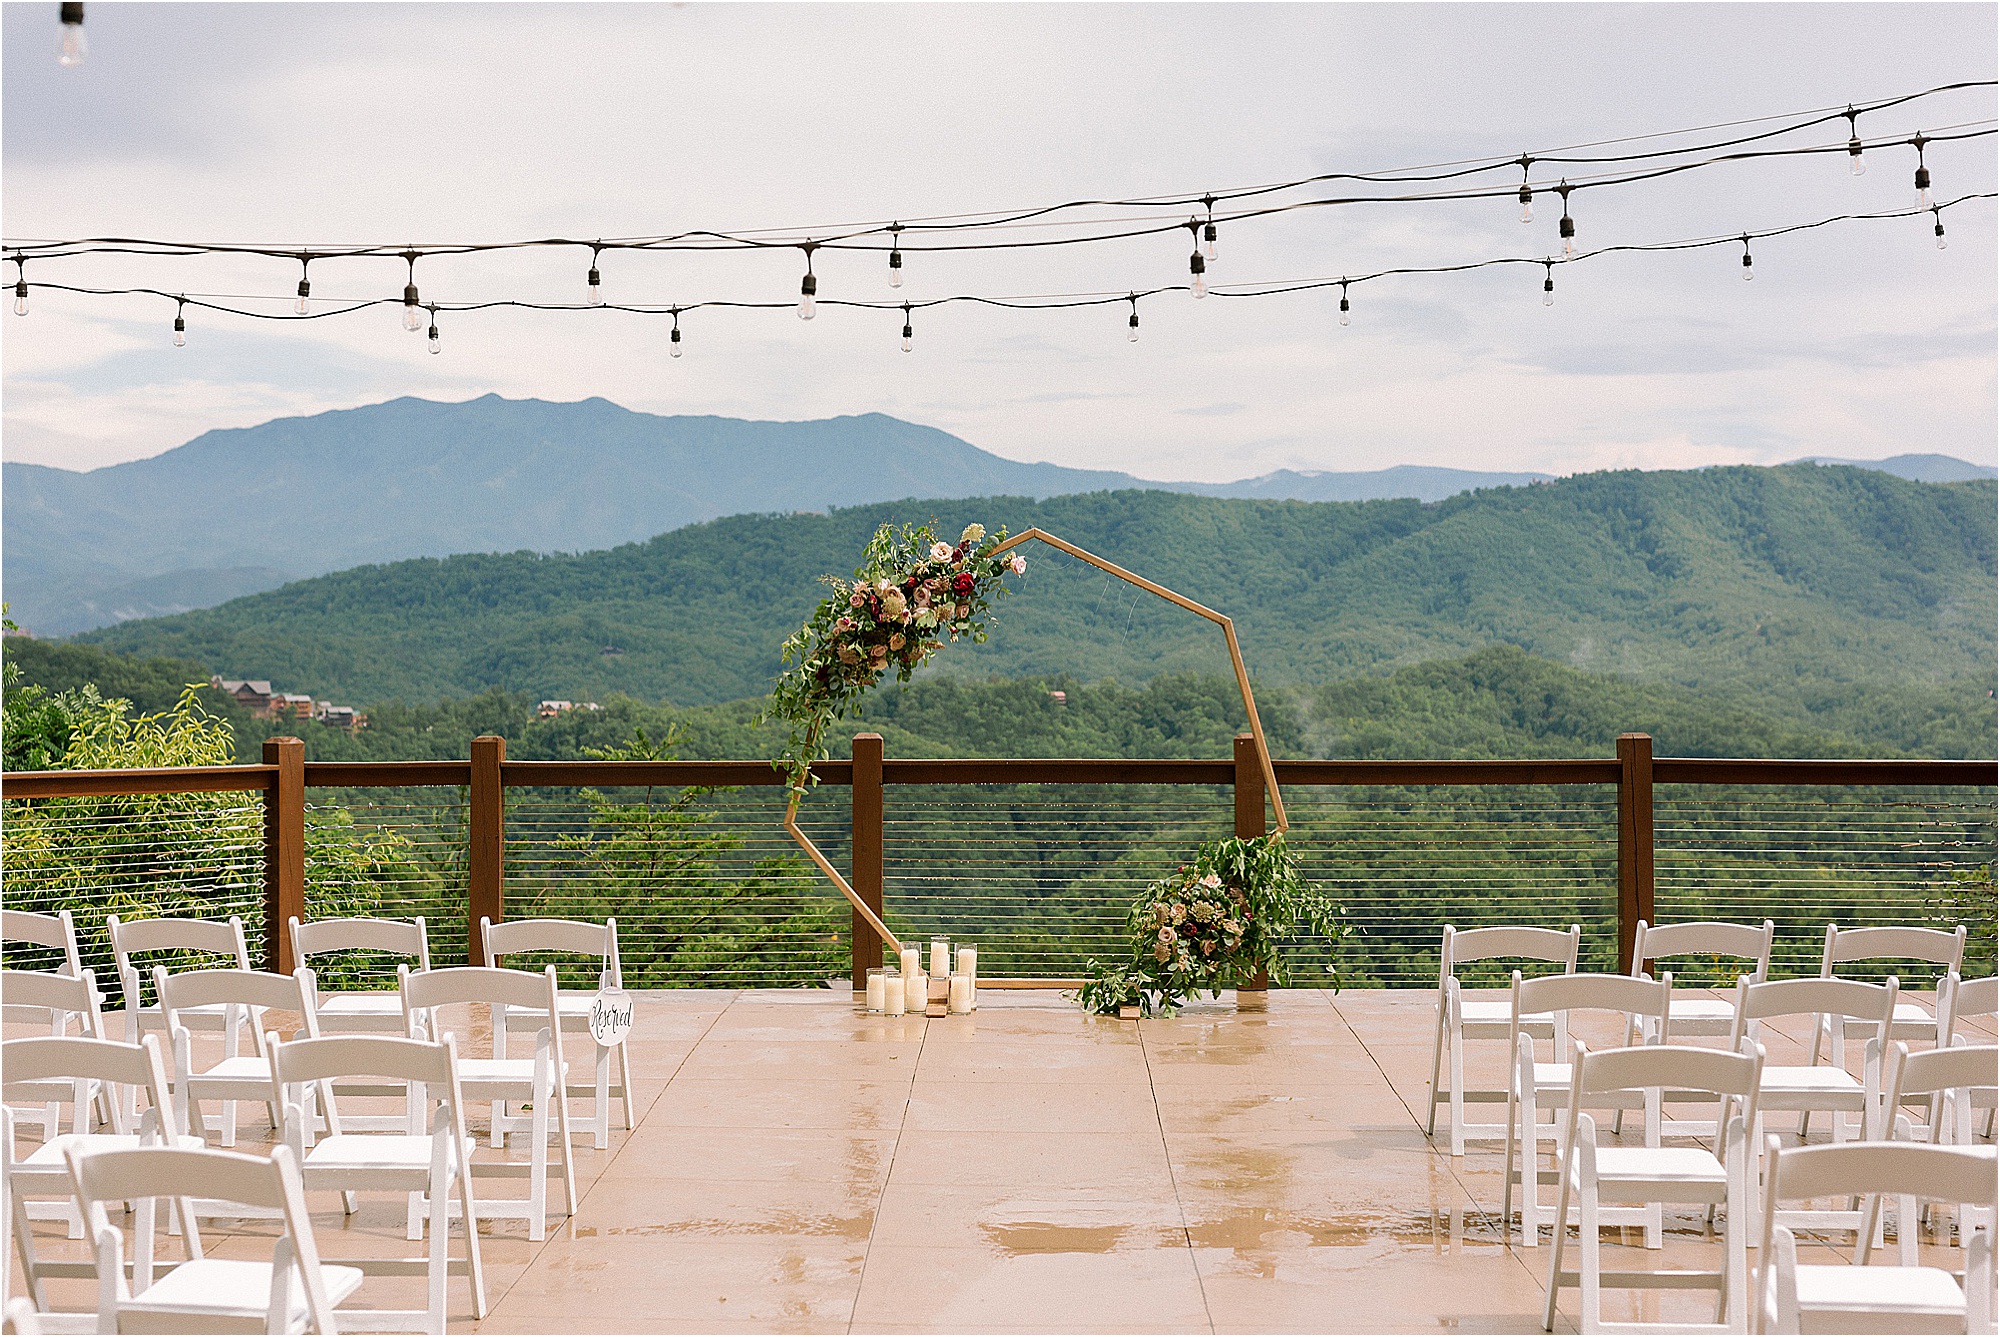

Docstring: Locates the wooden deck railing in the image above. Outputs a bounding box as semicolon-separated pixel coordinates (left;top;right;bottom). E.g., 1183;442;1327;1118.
5;733;1992;985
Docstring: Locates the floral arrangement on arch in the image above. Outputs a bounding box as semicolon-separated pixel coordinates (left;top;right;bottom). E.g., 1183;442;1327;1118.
1075;834;1355;1017
769;520;1025;794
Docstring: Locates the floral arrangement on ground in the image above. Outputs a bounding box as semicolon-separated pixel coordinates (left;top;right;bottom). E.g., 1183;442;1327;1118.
1075;834;1356;1016
768;520;1025;794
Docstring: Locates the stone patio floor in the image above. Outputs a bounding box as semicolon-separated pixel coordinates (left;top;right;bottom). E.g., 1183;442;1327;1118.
9;985;1988;1333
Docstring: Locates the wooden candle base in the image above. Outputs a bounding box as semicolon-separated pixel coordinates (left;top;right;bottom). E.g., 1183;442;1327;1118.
925;977;950;1018
1235;989;1269;1012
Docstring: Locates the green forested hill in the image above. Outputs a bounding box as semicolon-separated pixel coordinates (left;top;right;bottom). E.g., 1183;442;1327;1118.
78;466;1996;738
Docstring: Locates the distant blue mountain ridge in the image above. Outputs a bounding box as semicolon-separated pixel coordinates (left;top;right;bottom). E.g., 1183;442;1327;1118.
1;394;1989;635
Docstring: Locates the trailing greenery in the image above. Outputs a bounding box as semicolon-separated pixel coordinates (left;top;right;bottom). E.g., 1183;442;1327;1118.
1076;834;1355;1016
69;470;1996;745
767;521;1020;793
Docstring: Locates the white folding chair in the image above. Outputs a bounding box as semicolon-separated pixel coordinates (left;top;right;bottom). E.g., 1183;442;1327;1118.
1426;923;1581;1156
1878;1042;2000;1264
0;971;109;1147
105;915;254;1120
1810;925;1966;1077
3;1034;202;1323
399;965;577;1241
65;1142;362;1334
271;1033;488;1331
1730;975;1899;1246
1504;971;1673;1248
481;916;634;1150
1942;974;2000;1142
1630;919;1775;1039
1756;1138;1996;1335
156;966;325;1151
290;917;433;1132
1542;1041;1765;1335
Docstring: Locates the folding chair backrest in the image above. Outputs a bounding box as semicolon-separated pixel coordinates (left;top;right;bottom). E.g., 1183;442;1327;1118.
0;968;104;1034
269;1033;457;1091
290;916;432;970
0;909;82;976
1888;1042;1999;1105
108;914;249;967
1734;975;1899;1026
400;964;560;1018
1821;924;1966;974
481;917;619;985
1945;973;1998;1037
156;966;313;1018
1631;919;1773;975
1514;970;1671;1031
1;1035;172;1135
1575;1040;1763;1104
1765;1138;1998;1212
1441;923;1580;980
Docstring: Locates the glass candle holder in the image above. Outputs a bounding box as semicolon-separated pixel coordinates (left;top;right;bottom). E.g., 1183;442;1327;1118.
930;937;951;978
883;972;906;1016
947;971;974;1014
864;967;888;1013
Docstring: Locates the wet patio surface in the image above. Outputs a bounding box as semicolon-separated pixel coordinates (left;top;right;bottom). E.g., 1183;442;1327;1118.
10;986;1985;1333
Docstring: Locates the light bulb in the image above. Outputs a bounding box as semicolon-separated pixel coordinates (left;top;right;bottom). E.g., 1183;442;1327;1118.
402;280;423;332
295;279;311;316
13;282;27;317
1543;287;1554;308
587;267;602;306
58;3;85;67
172;317;186;346
1204;222;1218;263
1742;254;1754;281
1191;273;1207;298
1914;154;1932;210
1127;312;1139;343
799;271;817;321
670;326;683;357
1935;220;1948;250
1338;298;1350;328
1849;140;1866;176
901;325;913;354
428;323;441;354
888;249;903;289
1189;247;1207;298
1519;187;1534;224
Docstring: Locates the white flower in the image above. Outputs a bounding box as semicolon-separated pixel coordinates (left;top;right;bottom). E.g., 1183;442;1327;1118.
960;523;985;544
1009;554;1027;574
930;542;952;562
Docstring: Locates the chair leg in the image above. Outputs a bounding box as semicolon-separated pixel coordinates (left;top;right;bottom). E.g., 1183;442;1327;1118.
528;1087;548;1243
593;1045;611;1151
617;1042;636;1132
1542;1155;1575;1333
10;1184;51;1311
1449;1025;1468;1158
1578;1179;1602;1334
427;1154;449;1334
1425;1002;1448;1138
455;1142;489;1321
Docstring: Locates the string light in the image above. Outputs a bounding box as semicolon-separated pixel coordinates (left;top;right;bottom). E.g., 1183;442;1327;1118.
1517;156;1535;223
1558;181;1576;258
1912;134;1932;209
669;308;684;357
172;297;186;346
1338;278;1350;327
1933;207;1948;250
888;223;904;289
1202;194;1219;263
58;1;85;67
587;244;603;306
12;256;27;317
400;251;423;332
426;305;441;354
1126;294;1140;342
294;254;312;315
900;303;913;353
798;243;818;320
1542;260;1555;307
1845;107;1866;176
1187;220;1207;298
1740;234;1754;280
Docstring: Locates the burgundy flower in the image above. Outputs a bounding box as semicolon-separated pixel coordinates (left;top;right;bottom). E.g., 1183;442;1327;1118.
952;573;975;595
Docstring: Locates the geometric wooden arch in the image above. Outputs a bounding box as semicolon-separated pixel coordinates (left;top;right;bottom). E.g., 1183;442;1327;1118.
783;527;1287;957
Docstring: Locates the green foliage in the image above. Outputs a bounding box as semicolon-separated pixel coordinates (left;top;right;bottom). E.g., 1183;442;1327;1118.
74;471;1996;753
525;724;843;988
767;521;1017;794
1077;835;1354;1016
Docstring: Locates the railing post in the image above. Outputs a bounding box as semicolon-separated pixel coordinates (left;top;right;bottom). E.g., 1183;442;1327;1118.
1234;732;1271;1002
262;736;305;974
851;733;886;992
1616;732;1655;974
468;734;505;965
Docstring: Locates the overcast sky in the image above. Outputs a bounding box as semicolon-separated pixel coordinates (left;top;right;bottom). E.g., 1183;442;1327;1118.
3;2;1994;480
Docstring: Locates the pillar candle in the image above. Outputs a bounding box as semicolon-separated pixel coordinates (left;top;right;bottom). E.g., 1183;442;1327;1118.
900;947;922;979
865;970;885;1012
956;946;976;977
930;938;950;978
883;974;906;1016
948;973;973;1014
